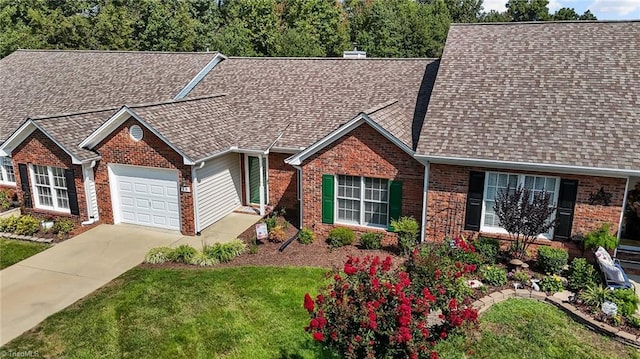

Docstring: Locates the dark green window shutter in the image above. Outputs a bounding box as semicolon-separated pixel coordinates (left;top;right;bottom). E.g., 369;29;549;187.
387;180;403;231
464;171;485;231
18;163;32;208
554;179;578;241
65;168;80;216
321;174;334;224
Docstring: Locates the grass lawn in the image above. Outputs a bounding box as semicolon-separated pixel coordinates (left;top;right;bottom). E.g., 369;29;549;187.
435;298;640;359
2;266;334;359
0;238;49;269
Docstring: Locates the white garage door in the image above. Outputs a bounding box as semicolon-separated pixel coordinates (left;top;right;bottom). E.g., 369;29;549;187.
195;153;242;231
109;164;180;231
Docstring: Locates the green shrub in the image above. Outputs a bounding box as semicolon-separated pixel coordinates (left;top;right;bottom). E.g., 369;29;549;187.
52;218;75;239
263;212;279;232
583;223;618;252
203;239;246;263
579;285;611;307
473;237;500;264
539;275;564;293
188;251;219;267
144;247;174;264
360;232;383;250
298;227;315;244
536;246;568;274
480;265;508;286
327;227;355;248
0;190;11;211
610;289;639;318
15;215;40;236
511;269;530;283
567;258;599;292
390;216;419;256
0;216;19;233
170;244;197;264
627;315;640;328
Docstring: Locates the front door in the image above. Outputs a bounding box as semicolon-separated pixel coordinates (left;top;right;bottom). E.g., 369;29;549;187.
247;155;267;205
621;178;640;246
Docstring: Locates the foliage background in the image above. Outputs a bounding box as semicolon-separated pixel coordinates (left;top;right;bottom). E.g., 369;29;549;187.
0;0;596;58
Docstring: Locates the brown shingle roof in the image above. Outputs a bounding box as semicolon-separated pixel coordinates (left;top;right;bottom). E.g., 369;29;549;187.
0;50;217;141
129;95;238;161
417;21;640;171
189;57;439;150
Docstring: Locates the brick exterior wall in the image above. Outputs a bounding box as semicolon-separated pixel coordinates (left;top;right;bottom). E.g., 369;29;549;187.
11;129;87;223
427;163;626;243
93;118;195;235
300;123;424;243
268;152;299;216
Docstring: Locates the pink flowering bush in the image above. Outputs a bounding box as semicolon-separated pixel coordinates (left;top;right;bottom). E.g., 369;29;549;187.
304;255;478;359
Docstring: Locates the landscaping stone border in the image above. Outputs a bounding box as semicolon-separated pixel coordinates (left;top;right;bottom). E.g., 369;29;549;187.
472;289;640;349
1;232;54;244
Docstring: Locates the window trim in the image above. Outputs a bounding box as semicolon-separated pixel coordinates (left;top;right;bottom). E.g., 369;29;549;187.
480;171;560;239
29;164;71;214
334;175;389;229
0;157;16;185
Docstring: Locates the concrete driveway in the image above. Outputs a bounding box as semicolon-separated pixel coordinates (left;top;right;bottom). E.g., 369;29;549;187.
0;224;181;346
0;212;257;346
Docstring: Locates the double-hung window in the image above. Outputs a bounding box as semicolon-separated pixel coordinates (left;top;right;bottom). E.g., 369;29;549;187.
337;175;388;227
31;165;70;212
482;172;559;237
0;157;15;185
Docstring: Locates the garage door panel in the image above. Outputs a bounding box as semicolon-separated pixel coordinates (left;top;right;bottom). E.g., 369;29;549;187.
195;153;242;231
110;164;180;231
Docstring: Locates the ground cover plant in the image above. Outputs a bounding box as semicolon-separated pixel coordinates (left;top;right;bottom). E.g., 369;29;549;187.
0;238;49;269
434;299;639;358
144;240;246;267
2;267;333;359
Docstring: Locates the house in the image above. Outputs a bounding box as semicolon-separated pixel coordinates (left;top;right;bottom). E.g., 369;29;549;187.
0;21;638;249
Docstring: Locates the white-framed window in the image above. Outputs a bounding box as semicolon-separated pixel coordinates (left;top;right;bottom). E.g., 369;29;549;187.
31;165;70;212
481;172;559;238
0;157;15;185
336;175;388;228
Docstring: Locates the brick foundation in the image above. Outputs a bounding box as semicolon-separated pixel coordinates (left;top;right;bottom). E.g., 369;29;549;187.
300;123;424;243
93;118;195;235
427;163;626;243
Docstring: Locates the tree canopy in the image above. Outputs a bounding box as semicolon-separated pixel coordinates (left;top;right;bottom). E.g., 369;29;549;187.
0;0;597;59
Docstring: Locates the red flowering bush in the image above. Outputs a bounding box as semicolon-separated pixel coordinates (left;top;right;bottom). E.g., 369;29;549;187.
405;239;480;311
304;255;477;359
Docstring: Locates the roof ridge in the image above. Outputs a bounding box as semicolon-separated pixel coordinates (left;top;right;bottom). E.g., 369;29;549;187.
30;106;120;121
451;20;640;26
15;49;218;55
364;100;399;115
226;56;439;61
127;94;227;109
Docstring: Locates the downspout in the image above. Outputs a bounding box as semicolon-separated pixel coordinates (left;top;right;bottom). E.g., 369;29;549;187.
258;155;265;216
293;165;303;229
192;165;200;235
420;161;430;243
615;176;631;257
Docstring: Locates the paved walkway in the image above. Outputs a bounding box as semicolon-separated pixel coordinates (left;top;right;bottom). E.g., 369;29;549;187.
0;212;257;346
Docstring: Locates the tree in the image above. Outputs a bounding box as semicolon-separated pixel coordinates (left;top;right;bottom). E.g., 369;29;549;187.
421;0;482;23
493;185;557;259
506;0;551;21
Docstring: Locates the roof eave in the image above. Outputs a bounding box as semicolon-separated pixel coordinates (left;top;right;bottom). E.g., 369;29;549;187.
0;120;83;164
414;154;640;178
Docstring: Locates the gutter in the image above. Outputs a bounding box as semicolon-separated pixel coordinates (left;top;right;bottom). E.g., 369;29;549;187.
414;154;640;178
